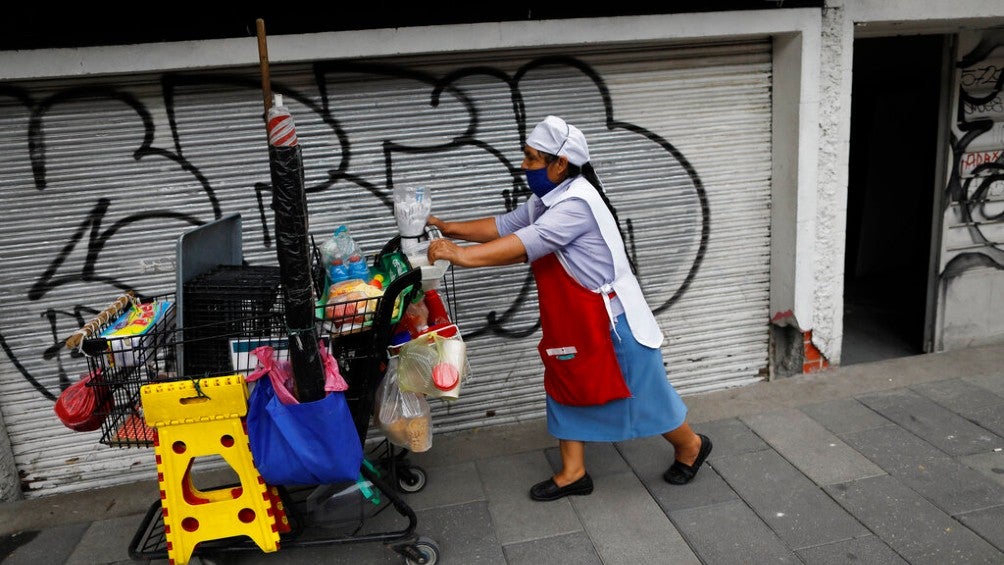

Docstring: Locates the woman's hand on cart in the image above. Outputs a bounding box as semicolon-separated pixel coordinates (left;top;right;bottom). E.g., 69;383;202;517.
427;238;463;265
429;235;527;268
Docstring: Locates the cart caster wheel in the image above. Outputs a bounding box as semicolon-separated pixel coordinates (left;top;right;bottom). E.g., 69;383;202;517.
405;536;440;565
397;465;427;493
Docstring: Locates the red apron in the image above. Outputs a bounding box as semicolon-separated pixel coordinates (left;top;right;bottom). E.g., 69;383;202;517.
531;253;631;406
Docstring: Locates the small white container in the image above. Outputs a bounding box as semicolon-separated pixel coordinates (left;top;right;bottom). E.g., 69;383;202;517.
403;238;449;290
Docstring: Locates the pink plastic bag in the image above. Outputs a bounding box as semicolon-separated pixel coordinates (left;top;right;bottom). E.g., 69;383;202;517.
246;341;348;405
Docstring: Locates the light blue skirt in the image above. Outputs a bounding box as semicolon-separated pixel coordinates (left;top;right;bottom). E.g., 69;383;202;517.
546;313;688;442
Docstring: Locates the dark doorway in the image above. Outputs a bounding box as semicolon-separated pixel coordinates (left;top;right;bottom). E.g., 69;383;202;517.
842;35;945;365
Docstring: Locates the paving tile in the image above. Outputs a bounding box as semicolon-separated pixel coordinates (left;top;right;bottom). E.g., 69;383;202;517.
399;501;506;564
800;398;892;435
795;535;908;565
889;457;1004;515
503;531;600;565
669;500;800;564
965;374;1004;399
230;498;411;564
0;530;38;560
234;501;503;564
841;425;1004;514
967;404;1004;437
220;502;495;565
3;523;89;565
956;505;1004;552
959;450;1004;488
742;408;885;485
408;419;553;467
842;424;949;466
911;378;1004;414
396;460;486;512
543;441;632;478
65;515;143;565
856;388;1004;456
691;417;770;457
713;449;869;549
475;451;582;545
616;434;738;512
571;471;699;564
613;434;676;474
825;475;1002;564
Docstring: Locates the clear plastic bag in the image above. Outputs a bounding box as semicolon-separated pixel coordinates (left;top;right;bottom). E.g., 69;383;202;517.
374;358;433;452
393;185;432;238
396;326;469;400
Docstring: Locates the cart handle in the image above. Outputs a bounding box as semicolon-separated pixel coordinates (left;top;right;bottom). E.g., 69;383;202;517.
64;290;136;351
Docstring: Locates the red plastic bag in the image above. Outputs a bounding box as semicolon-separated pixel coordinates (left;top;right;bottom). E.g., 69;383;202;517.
54;370;111;432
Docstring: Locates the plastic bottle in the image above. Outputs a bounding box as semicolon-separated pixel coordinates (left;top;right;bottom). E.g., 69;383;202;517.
321;229;350;284
334;225;371;281
397;300;429;339
394;185;431;238
347;256;370;281
424;290;451;327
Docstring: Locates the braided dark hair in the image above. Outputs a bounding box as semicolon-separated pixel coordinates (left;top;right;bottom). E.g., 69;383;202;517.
543;153;637;275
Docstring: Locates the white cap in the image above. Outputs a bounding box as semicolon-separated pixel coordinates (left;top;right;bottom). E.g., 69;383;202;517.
526;115;590;166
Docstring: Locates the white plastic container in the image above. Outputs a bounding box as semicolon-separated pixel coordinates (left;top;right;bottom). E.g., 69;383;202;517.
403;236;449;291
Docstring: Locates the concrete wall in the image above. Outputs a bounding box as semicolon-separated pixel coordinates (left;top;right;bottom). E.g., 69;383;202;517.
0;403;21;501
810;0;1004;365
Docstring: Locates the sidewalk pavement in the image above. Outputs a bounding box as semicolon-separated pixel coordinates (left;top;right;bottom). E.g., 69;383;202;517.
3;342;1004;564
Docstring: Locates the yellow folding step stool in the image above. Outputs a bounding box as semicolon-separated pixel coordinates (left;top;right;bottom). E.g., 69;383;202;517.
141;374;285;565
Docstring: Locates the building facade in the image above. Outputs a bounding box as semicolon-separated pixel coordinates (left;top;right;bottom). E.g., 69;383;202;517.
1;1;1002;500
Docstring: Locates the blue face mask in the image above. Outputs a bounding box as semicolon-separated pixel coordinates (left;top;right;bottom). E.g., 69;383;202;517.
525;167;558;198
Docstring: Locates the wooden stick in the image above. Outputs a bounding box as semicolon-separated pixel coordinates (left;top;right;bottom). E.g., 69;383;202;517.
256;18;272;115
65;291;135;350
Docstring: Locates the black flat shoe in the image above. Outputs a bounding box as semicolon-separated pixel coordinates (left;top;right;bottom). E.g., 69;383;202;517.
664;434;713;485
529;473;594;501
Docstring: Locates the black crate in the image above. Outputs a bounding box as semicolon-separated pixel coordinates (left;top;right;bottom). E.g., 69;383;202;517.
182;265;284;376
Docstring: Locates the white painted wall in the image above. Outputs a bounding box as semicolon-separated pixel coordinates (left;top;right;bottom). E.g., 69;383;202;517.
1;11;821;81
810;0;1004;365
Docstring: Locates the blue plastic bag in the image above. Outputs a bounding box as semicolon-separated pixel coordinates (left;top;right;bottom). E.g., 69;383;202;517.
246;375;363;486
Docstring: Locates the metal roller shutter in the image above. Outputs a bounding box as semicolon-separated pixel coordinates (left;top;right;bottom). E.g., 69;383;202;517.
0;38;771;496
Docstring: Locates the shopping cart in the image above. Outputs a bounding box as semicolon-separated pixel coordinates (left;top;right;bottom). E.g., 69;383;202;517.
65;240;450;564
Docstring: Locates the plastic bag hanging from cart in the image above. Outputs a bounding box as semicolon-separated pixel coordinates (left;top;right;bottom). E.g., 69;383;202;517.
246;343;362;485
396;325;469;399
374;357;432;452
54;369;111;432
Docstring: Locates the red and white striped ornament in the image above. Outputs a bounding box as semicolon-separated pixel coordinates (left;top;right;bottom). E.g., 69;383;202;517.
267;94;298;147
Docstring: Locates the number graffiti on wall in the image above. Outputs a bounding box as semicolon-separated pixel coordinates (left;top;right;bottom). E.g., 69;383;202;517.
0;56;708;402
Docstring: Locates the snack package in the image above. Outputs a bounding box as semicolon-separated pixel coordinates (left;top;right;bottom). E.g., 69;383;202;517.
324;279;383;331
99;299;174;368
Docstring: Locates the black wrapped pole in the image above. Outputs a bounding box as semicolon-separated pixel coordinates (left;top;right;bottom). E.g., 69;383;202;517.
259;19;325;402
267;142;325;402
